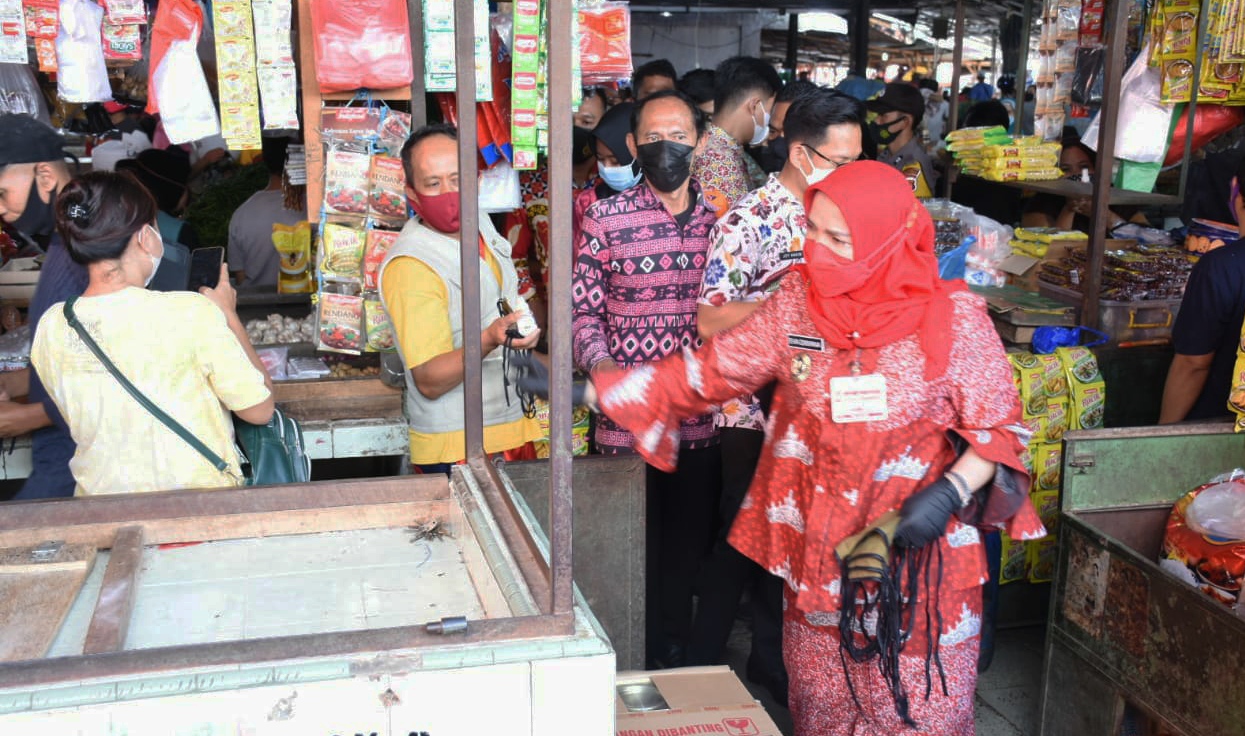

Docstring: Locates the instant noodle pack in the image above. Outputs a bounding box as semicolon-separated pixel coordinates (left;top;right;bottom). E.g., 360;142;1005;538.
1002;348;1105;584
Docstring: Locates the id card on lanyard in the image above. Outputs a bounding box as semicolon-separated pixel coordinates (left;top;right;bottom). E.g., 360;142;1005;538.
829;349;887;423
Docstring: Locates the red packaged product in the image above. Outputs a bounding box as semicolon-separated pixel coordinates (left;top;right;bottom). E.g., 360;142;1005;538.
578;1;632;84
102;23;143;62
362;229;398;290
307;0;413;93
1163;479;1245;609
368;156;407;222
102;0;146;26
23;0;58;38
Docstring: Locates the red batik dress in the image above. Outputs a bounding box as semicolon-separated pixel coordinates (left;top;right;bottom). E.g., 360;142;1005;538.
595;275;1045;736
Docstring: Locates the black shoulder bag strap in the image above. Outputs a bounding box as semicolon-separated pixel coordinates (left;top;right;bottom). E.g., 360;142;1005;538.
62;297;231;474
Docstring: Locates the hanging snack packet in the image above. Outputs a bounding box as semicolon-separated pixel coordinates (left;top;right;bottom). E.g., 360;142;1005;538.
368;155;407;222
273;221;313;294
321;106;382;145
364;296;395;352
363;228;398;290
317;293;364;354
378;110;412;154
101;23;142;62
319;223;366;280
324;149;370;216
102;0;144;24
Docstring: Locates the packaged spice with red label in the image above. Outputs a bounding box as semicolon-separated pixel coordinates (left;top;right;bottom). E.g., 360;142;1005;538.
368;156;407;222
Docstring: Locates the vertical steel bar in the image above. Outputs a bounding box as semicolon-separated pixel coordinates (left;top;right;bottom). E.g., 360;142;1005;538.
546;0;575;618
455;0;484;460
786;14;799;76
945;0;966;200
1082;0;1128;329
1015;0;1034;136
851;0;870;76
409;0;427;127
1176;0;1210;201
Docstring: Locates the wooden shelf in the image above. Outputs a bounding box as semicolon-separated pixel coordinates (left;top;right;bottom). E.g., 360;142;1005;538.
956;173;1182;207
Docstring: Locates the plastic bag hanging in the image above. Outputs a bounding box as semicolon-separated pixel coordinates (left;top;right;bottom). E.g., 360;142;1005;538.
55;0;112;103
1081;43;1174;165
153;39;220;144
146;0;203;115
307;0;413;93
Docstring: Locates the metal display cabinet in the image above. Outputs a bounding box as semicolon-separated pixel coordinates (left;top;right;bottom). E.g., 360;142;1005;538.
1039;424;1245;736
0;470;615;734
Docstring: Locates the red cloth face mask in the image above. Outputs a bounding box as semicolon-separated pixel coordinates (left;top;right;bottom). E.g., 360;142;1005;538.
411;190;460;234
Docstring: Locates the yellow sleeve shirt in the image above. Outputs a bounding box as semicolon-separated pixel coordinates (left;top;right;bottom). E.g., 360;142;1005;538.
382;253;541;466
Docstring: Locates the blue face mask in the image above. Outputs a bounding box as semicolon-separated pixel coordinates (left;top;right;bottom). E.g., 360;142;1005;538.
598;161;642;193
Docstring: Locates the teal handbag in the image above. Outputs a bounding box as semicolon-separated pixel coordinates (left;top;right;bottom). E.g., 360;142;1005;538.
64;298;310;487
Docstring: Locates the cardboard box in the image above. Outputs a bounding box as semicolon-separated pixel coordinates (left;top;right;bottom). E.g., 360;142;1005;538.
616;666;783;736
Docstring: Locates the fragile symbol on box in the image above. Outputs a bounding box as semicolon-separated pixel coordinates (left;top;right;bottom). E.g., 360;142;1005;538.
722;718;760;736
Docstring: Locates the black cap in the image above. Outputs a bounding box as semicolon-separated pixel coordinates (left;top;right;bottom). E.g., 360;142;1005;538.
866;83;925;121
0;114;68;168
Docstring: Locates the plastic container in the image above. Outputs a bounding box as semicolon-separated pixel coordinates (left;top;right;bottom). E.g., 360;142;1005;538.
1038;281;1180;345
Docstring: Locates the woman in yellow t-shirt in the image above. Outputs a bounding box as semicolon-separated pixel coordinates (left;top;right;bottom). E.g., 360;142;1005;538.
31;171;274;495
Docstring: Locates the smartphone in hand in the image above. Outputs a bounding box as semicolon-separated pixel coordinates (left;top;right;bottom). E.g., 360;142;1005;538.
188;247;225;291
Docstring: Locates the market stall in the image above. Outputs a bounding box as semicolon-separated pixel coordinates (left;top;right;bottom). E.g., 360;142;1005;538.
1039;424;1245;736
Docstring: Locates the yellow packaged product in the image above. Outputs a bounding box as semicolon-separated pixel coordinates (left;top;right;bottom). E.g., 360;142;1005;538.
1036;353;1069;400
1015;227;1089;243
1026;489;1060;583
319;223;367;280
979;141;1061;159
1045;398;1069;443
1227;325;1245;428
1011;239;1048;259
1033;441;1063;491
1009;352;1049;417
1000;530;1030;584
1027;537;1059;583
1057;346;1106;430
532;401;591;458
946;125;1009;142
979;167;1064;182
363;296;395;352
273;221;313;294
975;154;1060;171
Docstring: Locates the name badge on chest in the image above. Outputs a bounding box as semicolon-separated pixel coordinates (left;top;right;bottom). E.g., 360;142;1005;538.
787;334;824;352
830;373;888;423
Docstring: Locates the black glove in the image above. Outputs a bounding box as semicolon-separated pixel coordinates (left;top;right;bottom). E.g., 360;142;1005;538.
509;350;590;407
894;477;963;549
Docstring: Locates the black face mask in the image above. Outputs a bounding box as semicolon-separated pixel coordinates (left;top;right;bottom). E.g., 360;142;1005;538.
636;140;695;193
758;136;789;173
868;118;904;146
12;177;54;237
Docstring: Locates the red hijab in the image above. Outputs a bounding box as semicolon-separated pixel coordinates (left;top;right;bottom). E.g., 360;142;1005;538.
797;160;965;379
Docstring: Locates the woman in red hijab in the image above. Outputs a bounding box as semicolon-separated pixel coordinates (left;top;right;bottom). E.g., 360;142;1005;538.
583;160;1045;734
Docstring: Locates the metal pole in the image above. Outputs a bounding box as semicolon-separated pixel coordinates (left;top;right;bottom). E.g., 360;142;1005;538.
454;0;484;460
546;0;575;619
409;0;426;126
1082;0;1129;329
1015;0;1034;135
945;0;966;200
786;13;800;77
851;0;870;76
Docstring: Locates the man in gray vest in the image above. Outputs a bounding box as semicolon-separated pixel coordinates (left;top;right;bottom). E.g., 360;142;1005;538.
379;124;541;473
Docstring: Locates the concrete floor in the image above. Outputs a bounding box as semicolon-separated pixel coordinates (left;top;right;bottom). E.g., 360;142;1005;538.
726;623;1046;736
